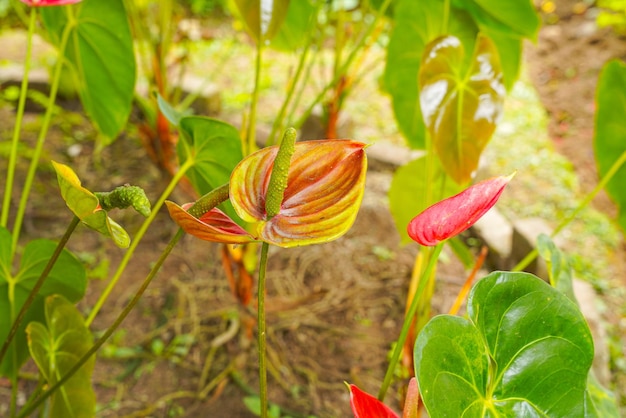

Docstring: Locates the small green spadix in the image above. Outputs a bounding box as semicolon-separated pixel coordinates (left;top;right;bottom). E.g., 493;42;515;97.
265;128;297;219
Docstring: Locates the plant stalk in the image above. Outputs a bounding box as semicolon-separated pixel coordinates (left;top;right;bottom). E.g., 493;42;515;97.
85;158;194;326
246;39;264;156
1;8;36;228
0;216;80;367
378;243;443;401
513;149;626;272
257;241;270;418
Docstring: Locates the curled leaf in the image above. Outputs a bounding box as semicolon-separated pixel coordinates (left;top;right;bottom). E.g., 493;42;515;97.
408;174;512;246
230;140;367;248
52;161;130;248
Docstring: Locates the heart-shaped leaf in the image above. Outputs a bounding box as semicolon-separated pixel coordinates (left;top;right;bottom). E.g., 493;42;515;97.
594;59;626;232
177;116;243;222
384;1;478;149
0;227;86;379
52;161;130;248
419;34;505;185
230;140;367;247
232;0;290;43
415;271;594;417
27;295;95;418
41;0;135;141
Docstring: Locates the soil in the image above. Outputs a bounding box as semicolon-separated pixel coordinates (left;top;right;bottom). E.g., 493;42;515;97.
1;3;626;417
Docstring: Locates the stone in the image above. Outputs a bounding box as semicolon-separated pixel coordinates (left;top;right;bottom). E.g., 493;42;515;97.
471;207;513;270
511;217;553;279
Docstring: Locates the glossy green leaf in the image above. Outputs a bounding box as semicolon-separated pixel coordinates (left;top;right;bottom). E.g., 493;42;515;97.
415;271;594;417
270;0;317;51
419;34;505;185
388;156;459;244
52;161;130;248
451;0;540;40
230;140;367;248
177;116;243;221
384;0;478;149
232;0;290;43
0;227;86;378
594;59;626;232
27;295;95;418
585;373;620;417
41;0;136;141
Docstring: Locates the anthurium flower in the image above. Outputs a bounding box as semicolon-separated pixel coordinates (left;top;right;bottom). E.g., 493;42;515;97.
167;140;367;248
230;140;367;248
19;0;81;6
408;174;513;246
349;384;399;418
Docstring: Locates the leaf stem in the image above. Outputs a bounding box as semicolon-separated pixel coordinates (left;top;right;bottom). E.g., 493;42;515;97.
246;39;264;156
10;14;74;257
1;8;36;228
513;149;626;271
0;216;80;368
17;228;186;418
85;158;194;326
378;243;443;401
257;241;270;418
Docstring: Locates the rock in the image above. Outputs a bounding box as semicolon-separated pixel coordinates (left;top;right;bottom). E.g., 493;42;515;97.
471;208;513;270
511;217;553;279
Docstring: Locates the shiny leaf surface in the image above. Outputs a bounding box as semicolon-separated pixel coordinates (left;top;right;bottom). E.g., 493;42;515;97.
232;0;290;42
419;34;505;184
230;140;367;247
27;295;95;418
415;272;594;417
594;59;626;232
0;227;86;378
407;174;511;246
52;161;130;248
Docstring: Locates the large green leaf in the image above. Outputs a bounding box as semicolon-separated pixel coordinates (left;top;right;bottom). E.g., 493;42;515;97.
27;295;95;418
415;271;594;417
177;117;243;220
232;0;290;43
452;0;540;40
419;34;505;185
0;227;86;378
270;0;317;51
41;0;136;141
388;156;459;244
594;59;626;232
384;0;478;149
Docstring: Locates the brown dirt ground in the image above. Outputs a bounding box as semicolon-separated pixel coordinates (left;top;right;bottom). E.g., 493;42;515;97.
1;3;626;417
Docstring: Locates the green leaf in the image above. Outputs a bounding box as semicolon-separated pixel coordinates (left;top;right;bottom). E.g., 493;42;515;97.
594;59;626;232
384;0;478;149
419;34;505;184
41;0;136;141
177;117;243;220
388;156;459;244
584;373;620;417
0;227;86;378
452;0;540;40
27;295;95;418
536;233;577;303
52;161;131;248
415;271;594;417
232;0;290;43
270;0;317;51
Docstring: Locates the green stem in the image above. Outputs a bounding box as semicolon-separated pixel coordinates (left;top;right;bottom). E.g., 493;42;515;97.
0;216;80;367
246;39;264;155
85;158;194;326
294;0;392;129
257;242;270;418
10;16;74;256
378;243;443;401
513;149;626;272
442;0;451;34
17;228;186;418
1;8;36;228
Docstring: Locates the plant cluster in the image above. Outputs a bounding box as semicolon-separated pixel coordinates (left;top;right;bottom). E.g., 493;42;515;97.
1;0;625;417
